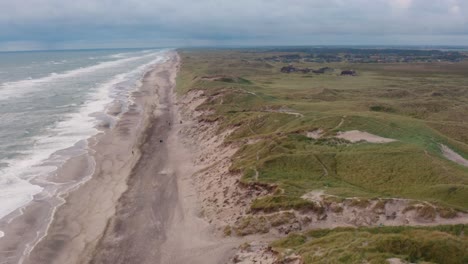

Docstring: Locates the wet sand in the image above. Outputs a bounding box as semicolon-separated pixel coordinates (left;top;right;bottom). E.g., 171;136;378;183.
0;51;237;264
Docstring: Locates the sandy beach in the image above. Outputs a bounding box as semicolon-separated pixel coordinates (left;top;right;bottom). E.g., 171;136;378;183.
0;51;237;264
87;52;237;264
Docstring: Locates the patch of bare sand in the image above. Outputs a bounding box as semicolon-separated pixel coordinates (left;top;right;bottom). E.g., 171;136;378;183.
306;129;323;139
387;258;407;264
336;130;396;143
441;144;468;167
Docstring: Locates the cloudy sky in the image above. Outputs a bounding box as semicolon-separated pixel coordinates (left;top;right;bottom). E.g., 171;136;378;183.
0;0;467;51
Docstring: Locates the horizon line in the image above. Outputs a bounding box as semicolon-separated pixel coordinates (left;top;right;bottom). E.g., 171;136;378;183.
1;44;468;53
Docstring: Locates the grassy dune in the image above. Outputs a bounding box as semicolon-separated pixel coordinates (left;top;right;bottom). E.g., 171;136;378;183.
177;49;468;262
271;225;467;264
177;49;468;210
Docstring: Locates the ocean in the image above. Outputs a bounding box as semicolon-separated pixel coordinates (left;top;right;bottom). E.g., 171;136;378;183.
0;48;168;221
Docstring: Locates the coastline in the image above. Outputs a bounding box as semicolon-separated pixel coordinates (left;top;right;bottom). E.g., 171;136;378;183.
4;50;237;264
0;51;176;263
25;54;177;264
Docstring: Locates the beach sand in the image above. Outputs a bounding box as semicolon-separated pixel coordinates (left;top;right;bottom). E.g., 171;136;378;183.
87;53;237;264
0;51;235;264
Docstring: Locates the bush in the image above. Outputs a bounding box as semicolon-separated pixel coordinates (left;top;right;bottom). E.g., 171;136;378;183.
251;196;324;213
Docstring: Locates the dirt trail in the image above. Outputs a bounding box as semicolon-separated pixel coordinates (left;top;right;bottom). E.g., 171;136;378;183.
332;116;346;130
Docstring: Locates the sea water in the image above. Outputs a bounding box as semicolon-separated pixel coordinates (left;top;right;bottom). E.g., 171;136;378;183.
0;48;168;220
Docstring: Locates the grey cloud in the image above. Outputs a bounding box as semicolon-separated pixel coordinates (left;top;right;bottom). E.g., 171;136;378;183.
0;0;467;50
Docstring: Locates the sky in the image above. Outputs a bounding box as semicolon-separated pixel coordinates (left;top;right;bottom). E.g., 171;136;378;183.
0;0;467;51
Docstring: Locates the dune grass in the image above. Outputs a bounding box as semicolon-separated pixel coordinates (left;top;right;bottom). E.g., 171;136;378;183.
177;49;468;211
271;225;468;264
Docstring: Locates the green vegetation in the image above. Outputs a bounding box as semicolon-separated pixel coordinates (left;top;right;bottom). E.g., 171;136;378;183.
233;212;298;236
177;49;468;263
251;195;323;213
260;47;467;63
177;49;468;211
271;225;468;264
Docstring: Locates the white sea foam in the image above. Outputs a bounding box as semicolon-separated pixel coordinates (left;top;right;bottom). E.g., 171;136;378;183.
0;177;43;220
0;51;162;101
110;53;127;59
55;103;78;109
49;61;65;65
0;50;169;220
109;50;154;59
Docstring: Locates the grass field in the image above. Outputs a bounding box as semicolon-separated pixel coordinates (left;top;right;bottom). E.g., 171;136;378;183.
177;49;468;211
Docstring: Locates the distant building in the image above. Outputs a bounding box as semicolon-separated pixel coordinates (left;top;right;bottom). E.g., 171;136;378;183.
280;65;311;74
341;70;356;76
281;65;297;73
298;68;311;73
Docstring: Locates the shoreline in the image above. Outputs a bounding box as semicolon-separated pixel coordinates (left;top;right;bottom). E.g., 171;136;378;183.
0;49;168;224
13;50;237;264
0;51;175;264
23;56;174;263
